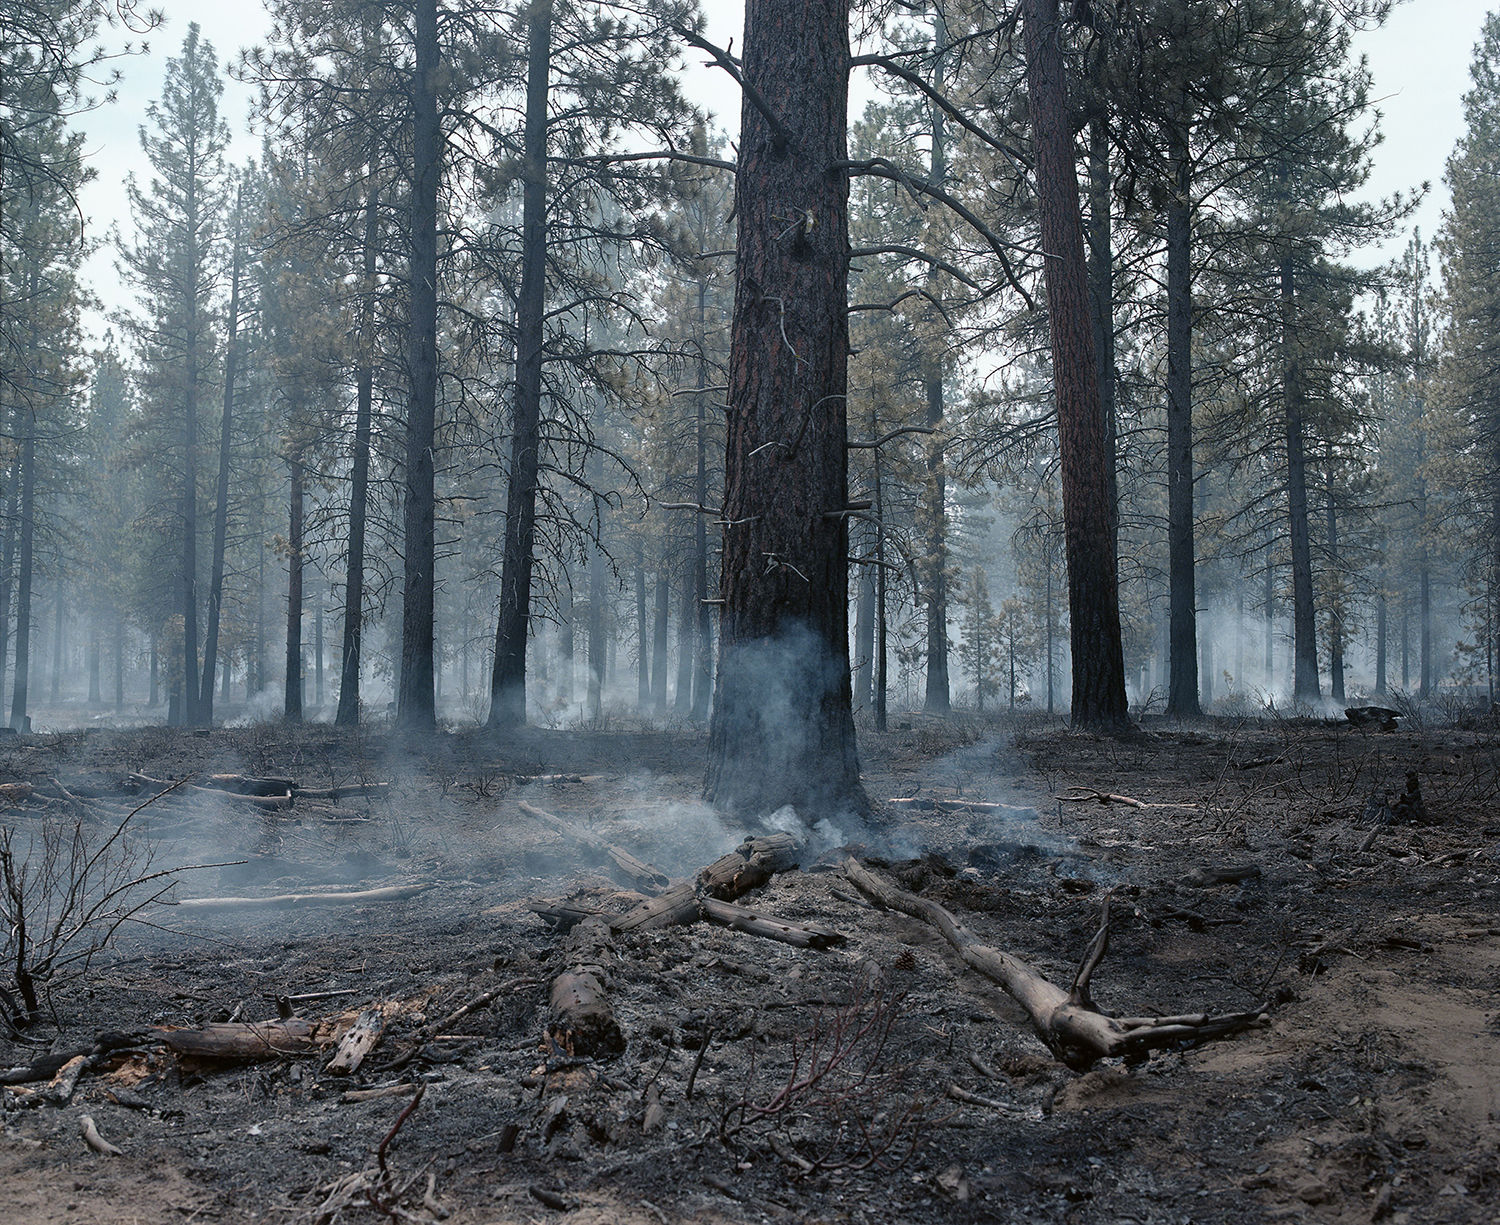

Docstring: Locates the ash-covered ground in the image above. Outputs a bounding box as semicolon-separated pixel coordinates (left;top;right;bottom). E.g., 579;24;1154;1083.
2;714;1498;1224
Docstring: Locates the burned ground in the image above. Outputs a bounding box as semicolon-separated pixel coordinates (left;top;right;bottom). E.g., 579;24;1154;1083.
1;715;1497;1224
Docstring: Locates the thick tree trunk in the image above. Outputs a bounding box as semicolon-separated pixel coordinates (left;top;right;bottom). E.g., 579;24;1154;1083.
488;0;552;729
88;617;102;705
113;617;124;711
1279;257;1320;701
200;190;243;725
284;459;304;722
705;0;865;819
1374;586;1387;695
49;595;62;703
1022;0;1129;730
397;0;441;731
587;531;605;722
1165;126;1200;719
336;187;379;727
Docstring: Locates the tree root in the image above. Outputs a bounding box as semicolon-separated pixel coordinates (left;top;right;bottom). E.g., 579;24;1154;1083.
842;858;1268;1071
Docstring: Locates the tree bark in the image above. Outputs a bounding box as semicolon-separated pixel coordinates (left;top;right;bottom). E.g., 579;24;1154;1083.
1279;256;1320;701
337;185;379;728
488;0;552;729
1165;117;1200;718
284;458;304;722
397;0;441;731
691;301;714;720
651;561;669;713
705;0;865;819
1325;446;1345;702
1021;0;1130;731
9;404;36;730
200;185;243;725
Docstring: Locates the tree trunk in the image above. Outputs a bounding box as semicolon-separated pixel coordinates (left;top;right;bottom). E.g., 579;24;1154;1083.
587;510;605;722
488;0;552;729
0;455;16;709
1263;532;1274;686
88;617;102;705
873;403;888;733
1374;578;1387;695
853;554;874;711
1021;0;1129;730
920;17;950;716
673;579;694;716
397;0;440;731
49;594;62;703
1279;256;1320;701
114;617;124;711
200;187;243;725
1325;446;1345;702
1165;119;1200;719
1086;117;1118;557
284;458;304;722
705;0;865;818
651;562;669;714
336;187;379;727
9;409;36;731
691;299;714;720
635;544;650;710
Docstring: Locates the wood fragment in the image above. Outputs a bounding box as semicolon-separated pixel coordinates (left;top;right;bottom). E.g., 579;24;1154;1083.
295;782;390;801
326;1008;387;1075
529;1184;573;1210
205;773;297;796
1057;789;1144;808
1179;864;1262;889
947;1082;1019;1113
172;883;433;911
79;1115;123;1156
517;800;671;891
43;1054;88;1105
340;1082;419;1104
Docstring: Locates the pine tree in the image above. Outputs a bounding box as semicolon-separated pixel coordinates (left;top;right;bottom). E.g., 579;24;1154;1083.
117;23;230;726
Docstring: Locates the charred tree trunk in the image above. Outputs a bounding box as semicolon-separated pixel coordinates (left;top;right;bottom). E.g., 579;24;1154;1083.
635;543;650;710
1279;257;1320;701
88;617;102;705
1021;0;1129;730
673;579;694;716
872;402;888;733
1086;117;1118;556
920;19;950;716
397;0;441;732
853;553;874;712
336;186;379;728
284;458;304;723
488;0;552;729
705;0;865;818
691;300;714;721
651;561;669;714
9;406;36;731
0;454;18;710
200;187;243;725
1325;445;1345;702
1165;119;1200;719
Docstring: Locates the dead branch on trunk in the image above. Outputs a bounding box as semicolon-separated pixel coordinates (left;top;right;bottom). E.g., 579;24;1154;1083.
842;858;1267;1070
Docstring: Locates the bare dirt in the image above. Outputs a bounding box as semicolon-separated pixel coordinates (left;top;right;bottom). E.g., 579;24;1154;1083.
2;713;1498;1224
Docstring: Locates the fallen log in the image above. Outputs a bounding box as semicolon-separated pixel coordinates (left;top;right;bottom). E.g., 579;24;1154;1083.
546;915;624;1058
172;883;433;912
889;796;1040;817
842;857;1267;1071
155;1017;318;1059
517;799;671;891
697;833;801;899
699;897;845;949
296;782;390;801
612;882;701;932
206;773;297;797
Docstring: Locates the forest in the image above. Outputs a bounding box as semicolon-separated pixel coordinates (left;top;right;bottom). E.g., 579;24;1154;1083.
3;1;1500;1223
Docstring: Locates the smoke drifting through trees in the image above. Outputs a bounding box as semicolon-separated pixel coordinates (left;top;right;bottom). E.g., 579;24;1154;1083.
1;0;1496;798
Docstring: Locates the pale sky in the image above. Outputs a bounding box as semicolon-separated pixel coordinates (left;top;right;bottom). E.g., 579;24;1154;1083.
76;0;1492;341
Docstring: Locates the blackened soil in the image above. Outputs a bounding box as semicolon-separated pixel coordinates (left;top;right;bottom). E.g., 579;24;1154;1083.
2;713;1498;1224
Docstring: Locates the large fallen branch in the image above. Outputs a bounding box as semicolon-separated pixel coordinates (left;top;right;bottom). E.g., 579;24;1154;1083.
172;883;433;912
842;858;1267;1070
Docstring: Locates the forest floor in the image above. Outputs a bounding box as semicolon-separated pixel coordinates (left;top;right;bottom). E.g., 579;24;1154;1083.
1;711;1498;1224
